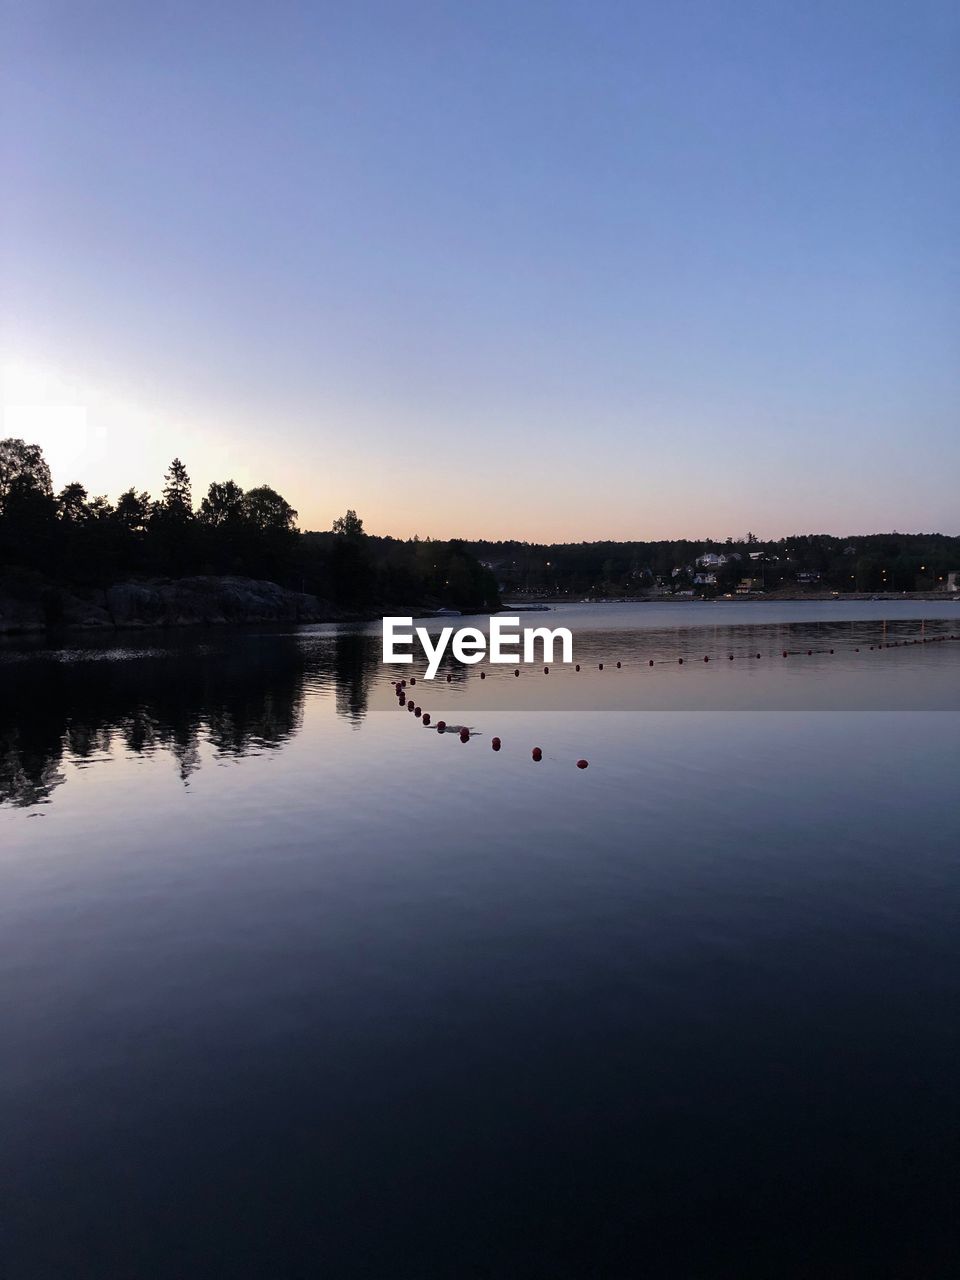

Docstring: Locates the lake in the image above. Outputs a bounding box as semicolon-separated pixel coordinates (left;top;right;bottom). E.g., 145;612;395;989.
2;601;959;1277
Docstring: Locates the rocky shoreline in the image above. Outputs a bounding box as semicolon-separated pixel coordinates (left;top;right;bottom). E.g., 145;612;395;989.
0;574;349;635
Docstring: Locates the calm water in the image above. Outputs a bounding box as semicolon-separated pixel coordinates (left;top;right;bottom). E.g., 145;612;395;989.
2;602;959;1277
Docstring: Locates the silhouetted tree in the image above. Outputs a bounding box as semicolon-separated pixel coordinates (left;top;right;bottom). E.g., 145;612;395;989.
199;480;246;529
161;457;192;517
244;485;298;533
56;482;89;523
116;488;152;532
332;509;364;539
0;437;53;511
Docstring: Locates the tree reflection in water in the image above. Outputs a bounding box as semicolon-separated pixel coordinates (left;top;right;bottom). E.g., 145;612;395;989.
0;629;381;806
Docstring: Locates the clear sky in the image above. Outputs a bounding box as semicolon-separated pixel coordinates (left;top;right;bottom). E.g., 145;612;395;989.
2;0;957;541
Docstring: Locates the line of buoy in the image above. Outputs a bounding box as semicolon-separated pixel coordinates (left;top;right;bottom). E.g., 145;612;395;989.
399;630;955;694
394;630;957;772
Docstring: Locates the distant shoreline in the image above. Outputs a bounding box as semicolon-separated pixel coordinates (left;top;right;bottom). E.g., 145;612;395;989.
503;591;956;606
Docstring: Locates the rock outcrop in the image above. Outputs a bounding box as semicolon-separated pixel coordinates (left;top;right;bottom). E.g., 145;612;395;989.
0;575;336;634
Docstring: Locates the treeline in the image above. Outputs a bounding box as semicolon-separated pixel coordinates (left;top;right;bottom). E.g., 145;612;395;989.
465;532;960;596
0;439;500;614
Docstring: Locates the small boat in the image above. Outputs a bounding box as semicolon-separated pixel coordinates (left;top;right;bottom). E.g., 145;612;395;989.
434;608;462;617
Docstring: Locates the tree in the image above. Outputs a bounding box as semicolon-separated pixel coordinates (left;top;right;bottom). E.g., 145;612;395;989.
0;438;53;512
332;509;364;540
199;480;246;528
243;486;298;533
116;488;152;532
86;495;115;522
161;458;192;517
57;482;89;523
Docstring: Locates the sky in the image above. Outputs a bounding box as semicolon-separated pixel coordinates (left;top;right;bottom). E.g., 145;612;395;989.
1;0;957;541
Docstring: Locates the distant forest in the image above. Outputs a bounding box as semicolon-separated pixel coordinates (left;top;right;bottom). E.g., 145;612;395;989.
0;438;499;613
467;533;960;597
1;438;956;613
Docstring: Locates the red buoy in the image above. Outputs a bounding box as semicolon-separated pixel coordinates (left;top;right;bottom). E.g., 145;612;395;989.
598;663;603;670
649;659;654;666
678;658;683;665
728;655;734;660
616;661;621;668
514;669;520;677
401;679;406;687
408;702;415;712
480;671;486;679
544;666;549;674
782;651;788;658
575;664;581;671
532;747;542;761
492;737;501;751
399;696;406;706
576;759;589;769
807;650;813;656
410;677;416;685
437;720;447;732
422;713;431;726
459;728;470;743
703;656;709;662
446;674;452;682
414;707;422;717
755;653;761;659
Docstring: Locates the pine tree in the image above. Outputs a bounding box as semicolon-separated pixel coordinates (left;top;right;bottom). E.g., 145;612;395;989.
161;458;192;517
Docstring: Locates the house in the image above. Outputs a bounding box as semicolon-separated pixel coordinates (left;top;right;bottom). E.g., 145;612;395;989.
947;571;959;593
749;551;764;561
796;571;821;585
695;553;727;568
693;572;717;586
737;578;763;594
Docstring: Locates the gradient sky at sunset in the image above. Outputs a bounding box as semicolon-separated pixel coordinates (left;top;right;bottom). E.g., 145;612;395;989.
2;1;957;541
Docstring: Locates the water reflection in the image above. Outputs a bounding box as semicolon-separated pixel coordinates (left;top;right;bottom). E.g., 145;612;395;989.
2;605;957;807
0;630;382;806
